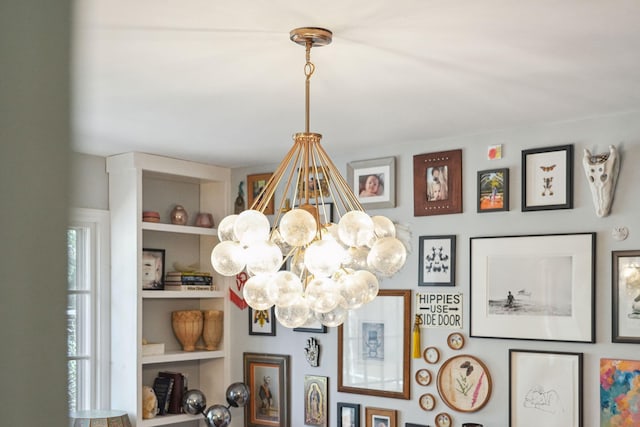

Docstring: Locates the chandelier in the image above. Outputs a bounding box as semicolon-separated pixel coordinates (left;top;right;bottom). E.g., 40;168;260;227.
210;27;407;328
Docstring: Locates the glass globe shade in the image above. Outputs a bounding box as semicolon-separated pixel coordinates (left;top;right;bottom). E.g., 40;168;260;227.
343;246;370;270
354;270;379;304
243;274;274;310
275;296;311;328
270;228;292;255
279;208;317;247
211;241;246;276
217;214;238;242
304;277;342;313
304;239;345;277
372;215;396;238
267;270;303;307
335;269;367;309
367;236;407;276
245;241;282;275
338;211;375;247
233;210;270;246
290;249;306;276
315;302;348;327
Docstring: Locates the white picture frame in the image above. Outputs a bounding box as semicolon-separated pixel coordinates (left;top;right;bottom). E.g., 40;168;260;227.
347;157;396;208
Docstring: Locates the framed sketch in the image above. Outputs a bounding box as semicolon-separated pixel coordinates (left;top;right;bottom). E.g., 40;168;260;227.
142;248;165;290
365;407;397;427
521;144;574;211
304;375;328;427
297;166;330;199
477;168;509;212
347;156;396;208
612;250;640;343
248;307;276;336
247;173;275;215
600;358;640;427
413;149;462;216
470;233;595;343
338;289;411;399
337;402;360;427
437;354;492;413
243;353;290;427
510;350;583;427
418;235;456;286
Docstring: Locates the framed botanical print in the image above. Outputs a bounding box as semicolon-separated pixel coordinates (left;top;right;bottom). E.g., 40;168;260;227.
521;144;574;211
304;375;328;427
413;149;462;216
248;307;276;336
437;354;492;412
418;235;456;286
477;168;509;212
347;156;396;208
247;172;275;215
243;353;290;427
611;250;640;343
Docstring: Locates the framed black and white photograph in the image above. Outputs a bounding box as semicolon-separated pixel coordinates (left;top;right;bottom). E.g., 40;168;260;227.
477;168;509;212
347;156;396;209
612;250;640;343
509;349;583;427
142;248;165;290
337;402;360;427
470;233;595;343
521;144;574;211
418;235;456;286
248;307;276;336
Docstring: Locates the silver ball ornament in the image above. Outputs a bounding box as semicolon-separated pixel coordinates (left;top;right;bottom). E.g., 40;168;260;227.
226;382;250;408
203;404;232;427
182;389;207;415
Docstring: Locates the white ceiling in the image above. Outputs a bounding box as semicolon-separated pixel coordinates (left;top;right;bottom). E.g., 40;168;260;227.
73;0;640;168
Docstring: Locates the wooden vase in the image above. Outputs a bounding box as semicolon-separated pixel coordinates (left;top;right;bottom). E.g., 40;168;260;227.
202;310;223;351
171;310;203;351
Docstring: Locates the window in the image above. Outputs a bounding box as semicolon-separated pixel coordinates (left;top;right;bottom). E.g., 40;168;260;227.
67;208;110;412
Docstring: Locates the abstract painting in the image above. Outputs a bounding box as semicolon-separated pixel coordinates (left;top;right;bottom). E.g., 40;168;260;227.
600;358;640;427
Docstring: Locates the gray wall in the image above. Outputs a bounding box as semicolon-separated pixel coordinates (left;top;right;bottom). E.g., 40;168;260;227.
70;152;109;210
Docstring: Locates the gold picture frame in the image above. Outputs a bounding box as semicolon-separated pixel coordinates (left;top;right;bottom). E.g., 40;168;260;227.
247;172;275;215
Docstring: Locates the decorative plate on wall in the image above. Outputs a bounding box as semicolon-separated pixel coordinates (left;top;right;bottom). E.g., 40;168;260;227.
436;354;492;412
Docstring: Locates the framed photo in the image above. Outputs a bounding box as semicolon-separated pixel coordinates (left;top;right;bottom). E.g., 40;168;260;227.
294;317;328;333
600;358;640;427
477;168;509;212
510;350;583;427
337;402;360;427
413;149;462;216
338;289;411;399
612;250;640;343
247;173;275;215
405;424;428;427
418;235;456;286
243;353;290;427
304;375;328;427
436;354;492;412
297;167;330;199
347;156;396;208
365;407;397;427
142;248;165;290
521;144;574;211
248;307;276;336
470;233;595;343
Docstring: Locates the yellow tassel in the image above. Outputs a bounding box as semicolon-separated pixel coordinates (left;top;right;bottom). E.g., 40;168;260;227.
412;314;422;358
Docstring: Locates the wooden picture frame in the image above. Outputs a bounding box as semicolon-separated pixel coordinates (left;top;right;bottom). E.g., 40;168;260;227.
247;173;275;215
413;149;462;216
521;144;574;211
477;168;509;212
470;233;595;343
365;407;397;427
243;353;290;427
418;235;456;286
436;354;492;413
297;166;330;200
142;248;165;290
248;307;276;336
510;350;583;427
600;358;640;427
337;402;360;427
304;375;328;427
611;250;640;343
338;289;411;399
347;156;396;208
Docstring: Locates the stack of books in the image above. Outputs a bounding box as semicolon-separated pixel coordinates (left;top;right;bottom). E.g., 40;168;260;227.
152;371;187;415
164;271;214;291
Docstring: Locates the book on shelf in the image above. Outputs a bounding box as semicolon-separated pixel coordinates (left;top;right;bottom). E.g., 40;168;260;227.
166;271;212;277
165;272;213;285
159;371;186;414
152;376;174;415
164;284;216;291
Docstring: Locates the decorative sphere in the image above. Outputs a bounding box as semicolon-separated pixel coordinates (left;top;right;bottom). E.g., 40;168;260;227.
338;211;375;247
226;382;250;408
279;209;317;247
234;210;270;246
243;274;274;310
203;404;231;427
182;389;207;415
304;239;345;277
275;296;311;328
304;277;342;313
372;216;396;238
211;241;246;276
217;215;238;242
267;271;303;307
354;270;379;304
245;241;282;275
335;269;367;309
367;237;407;276
343;246;370;270
315;302;348;327
270;228;292;254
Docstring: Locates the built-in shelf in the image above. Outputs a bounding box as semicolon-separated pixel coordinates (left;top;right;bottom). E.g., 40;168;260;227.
143;349;224;365
142;290;225;299
142;221;217;236
141;413;201;427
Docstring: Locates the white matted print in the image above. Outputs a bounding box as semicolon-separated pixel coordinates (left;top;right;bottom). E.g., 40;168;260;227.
347;157;396;208
418;235;456;286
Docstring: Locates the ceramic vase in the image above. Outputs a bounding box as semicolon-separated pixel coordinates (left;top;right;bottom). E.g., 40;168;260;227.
170;205;188;225
171;310;203;351
202;310;223;350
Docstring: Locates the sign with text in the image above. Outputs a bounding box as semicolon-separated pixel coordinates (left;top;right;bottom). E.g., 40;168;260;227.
416;292;463;329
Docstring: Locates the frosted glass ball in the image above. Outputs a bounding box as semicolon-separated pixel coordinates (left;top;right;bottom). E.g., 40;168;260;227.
275;296;311;328
217;215;238;242
304;239;345;277
354;270;379;304
336;270;367;309
344;246;370;270
305;277;342;313
211;241;246;276
279;209;317;247
245;241;282;275
367;237;407;276
372;215;396;238
270;228;292;255
315;302;348;327
243;274;274;310
267;270;303;307
234;210;270;246
338;211;375;247
290;249;306;276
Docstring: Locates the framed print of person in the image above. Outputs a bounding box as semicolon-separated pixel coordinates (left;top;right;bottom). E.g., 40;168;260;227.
142;248;165;290
413;149;462;216
347;157;396;208
243;353;290;427
304;375;328;427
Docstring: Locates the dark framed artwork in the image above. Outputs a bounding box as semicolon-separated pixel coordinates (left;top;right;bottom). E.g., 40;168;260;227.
243;353;290;427
477;168;509;212
611;250;640;343
294;317;328;334
142;248;165;290
304;375;328;427
248;307;276;336
521;144;574;211
365;407;397;427
347;156;396;208
247;172;275;215
470;233;595;343
418;235;456;286
337;402;360;427
413;149;462;216
510;350;583;427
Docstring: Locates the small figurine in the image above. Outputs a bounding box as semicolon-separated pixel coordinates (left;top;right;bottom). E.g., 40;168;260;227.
234;182;245;214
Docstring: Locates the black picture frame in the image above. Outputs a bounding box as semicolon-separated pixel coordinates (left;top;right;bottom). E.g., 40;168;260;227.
142;248;165;290
477;168;509;213
248;307;276;336
293;319;328;334
418;235;456;286
612;250;640;343
521;144;574;211
338;403;360;427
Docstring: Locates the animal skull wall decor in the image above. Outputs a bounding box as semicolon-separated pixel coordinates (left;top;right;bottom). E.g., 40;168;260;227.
582;145;620;217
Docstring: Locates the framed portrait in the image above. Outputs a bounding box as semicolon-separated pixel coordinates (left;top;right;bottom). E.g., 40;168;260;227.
247;173;275;215
510;350;583;427
521;144;574;211
413;149;462;216
338;289;411;399
470;233;595;343
297;166;330;200
418;235;456;286
248;307;276;336
142;248;165;290
347;156;396;208
436;354;492;413
304;375;328;427
243;353;290;427
611;250;640;343
600;358;640;427
477;168;509;212
365;407;397;427
337;402;360;427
